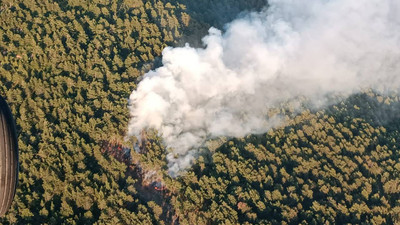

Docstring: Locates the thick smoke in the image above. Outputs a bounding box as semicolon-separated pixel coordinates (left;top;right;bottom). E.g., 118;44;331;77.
128;0;400;176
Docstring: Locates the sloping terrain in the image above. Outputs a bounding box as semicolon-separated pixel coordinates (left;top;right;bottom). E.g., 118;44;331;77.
0;0;265;223
1;0;399;224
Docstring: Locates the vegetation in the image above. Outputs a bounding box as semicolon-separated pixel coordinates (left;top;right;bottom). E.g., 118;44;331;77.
0;0;187;223
0;0;399;224
171;92;400;224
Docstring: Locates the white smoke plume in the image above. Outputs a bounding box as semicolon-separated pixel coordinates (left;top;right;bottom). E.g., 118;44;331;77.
128;0;400;176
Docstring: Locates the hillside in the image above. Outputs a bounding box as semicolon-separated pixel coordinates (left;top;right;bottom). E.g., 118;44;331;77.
0;0;399;224
171;92;400;224
0;0;187;223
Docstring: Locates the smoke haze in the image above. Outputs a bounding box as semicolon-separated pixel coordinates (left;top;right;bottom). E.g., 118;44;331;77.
128;0;400;176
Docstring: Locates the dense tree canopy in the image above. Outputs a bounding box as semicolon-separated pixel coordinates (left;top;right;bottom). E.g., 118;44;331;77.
0;0;188;223
171;93;400;224
0;0;399;224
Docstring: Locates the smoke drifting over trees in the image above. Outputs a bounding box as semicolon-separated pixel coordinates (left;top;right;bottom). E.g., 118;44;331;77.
2;0;400;223
128;0;400;176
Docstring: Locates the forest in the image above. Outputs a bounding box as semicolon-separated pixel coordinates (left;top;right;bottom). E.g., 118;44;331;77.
0;0;399;224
